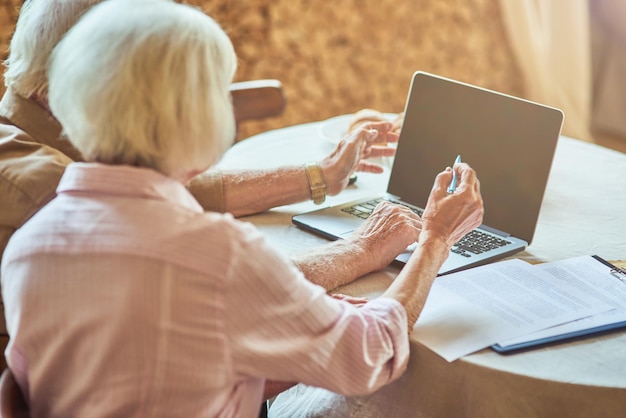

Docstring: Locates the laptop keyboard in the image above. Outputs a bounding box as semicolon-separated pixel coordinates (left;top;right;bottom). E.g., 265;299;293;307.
451;230;511;257
341;198;511;257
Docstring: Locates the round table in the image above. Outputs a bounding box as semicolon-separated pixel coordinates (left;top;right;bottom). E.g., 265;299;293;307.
217;117;626;418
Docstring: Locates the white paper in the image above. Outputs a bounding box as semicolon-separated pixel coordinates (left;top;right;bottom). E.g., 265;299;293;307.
497;255;626;347
413;258;612;362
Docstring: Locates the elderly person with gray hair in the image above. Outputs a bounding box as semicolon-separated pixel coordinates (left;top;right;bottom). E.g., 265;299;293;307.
1;0;483;416
1;0;397;373
0;0;396;274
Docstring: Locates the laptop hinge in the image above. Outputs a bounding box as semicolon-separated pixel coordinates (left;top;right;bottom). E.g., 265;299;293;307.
479;224;510;237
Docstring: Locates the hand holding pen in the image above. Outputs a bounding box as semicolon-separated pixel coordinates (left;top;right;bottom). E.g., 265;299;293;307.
419;154;484;247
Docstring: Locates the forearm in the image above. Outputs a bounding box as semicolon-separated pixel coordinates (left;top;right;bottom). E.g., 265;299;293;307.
290;240;373;291
382;235;450;327
221;167;311;217
292;202;425;291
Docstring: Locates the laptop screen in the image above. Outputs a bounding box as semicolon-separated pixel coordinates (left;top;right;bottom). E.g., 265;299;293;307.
388;72;564;244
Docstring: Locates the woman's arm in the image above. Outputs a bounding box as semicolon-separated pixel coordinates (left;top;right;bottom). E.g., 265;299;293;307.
188;121;397;217
382;163;484;327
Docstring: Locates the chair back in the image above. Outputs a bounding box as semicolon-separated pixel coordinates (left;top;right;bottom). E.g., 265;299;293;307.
230;79;286;142
0;368;28;418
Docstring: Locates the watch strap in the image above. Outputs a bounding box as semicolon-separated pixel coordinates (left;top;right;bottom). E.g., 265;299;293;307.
304;162;326;205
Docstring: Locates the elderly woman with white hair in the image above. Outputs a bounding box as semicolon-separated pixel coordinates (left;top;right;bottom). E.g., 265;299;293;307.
1;0;483;416
0;0;400;290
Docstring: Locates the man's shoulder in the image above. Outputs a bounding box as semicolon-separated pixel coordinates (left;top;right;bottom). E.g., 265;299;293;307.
0;97;73;172
0;118;72;233
0;91;49;147
0;112;29;141
0;118;73;184
0;90;82;160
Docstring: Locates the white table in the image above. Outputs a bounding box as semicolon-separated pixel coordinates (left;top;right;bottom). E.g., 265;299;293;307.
217;117;626;418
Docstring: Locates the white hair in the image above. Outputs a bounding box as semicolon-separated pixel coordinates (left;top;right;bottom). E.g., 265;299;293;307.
3;0;105;97
48;0;238;179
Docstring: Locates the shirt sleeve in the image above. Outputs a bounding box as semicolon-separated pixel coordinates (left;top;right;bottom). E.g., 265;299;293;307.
224;224;410;396
186;169;225;213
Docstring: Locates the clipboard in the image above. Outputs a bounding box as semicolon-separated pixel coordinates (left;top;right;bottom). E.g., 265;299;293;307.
492;256;626;354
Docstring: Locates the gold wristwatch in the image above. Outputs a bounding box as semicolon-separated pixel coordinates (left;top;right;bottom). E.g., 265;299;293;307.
304;162;326;205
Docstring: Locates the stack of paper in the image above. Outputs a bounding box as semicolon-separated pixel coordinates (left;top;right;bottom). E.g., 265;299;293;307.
413;255;626;362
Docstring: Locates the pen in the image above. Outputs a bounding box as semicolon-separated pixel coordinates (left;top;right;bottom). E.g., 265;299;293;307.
447;154;461;193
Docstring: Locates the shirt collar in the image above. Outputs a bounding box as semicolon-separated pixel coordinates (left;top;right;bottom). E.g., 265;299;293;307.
0;88;83;161
58;163;204;213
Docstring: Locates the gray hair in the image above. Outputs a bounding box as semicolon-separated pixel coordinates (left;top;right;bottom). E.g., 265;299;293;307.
48;0;237;179
4;0;104;97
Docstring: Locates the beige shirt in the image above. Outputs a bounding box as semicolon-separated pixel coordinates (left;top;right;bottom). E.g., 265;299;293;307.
0;89;225;336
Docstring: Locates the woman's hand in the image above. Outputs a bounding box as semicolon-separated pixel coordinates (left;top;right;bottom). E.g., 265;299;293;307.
419;163;484;247
345;201;422;272
319;121;399;196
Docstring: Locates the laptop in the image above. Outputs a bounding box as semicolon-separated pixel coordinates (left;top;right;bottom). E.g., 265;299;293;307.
292;71;564;275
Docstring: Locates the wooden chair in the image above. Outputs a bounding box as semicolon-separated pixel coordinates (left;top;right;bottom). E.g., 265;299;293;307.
0;368;28;418
229;79;286;142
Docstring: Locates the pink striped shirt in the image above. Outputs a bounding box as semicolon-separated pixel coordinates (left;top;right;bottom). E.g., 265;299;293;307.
1;163;409;417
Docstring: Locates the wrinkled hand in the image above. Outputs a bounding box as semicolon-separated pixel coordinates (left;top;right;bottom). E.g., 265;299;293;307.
420;163;484;247
330;293;369;306
345;201;422;272
319;121;398;196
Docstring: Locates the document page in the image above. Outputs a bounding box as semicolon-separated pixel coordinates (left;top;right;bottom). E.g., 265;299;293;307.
413;258;612;362
497;255;626;348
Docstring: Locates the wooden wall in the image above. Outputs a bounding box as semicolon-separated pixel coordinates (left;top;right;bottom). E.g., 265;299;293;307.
0;0;523;140
0;1;16;71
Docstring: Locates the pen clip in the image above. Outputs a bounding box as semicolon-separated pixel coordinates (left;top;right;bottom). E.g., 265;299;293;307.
610;267;626;283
